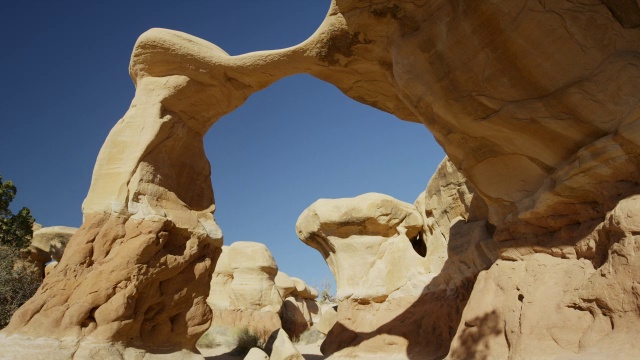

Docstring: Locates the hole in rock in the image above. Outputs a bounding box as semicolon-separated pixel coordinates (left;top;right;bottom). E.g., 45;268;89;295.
410;232;427;257
205;74;445;289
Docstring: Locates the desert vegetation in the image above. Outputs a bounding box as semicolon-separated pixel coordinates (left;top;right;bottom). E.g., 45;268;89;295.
0;175;39;328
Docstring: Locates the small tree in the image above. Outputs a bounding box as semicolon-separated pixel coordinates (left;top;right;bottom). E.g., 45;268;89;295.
315;277;336;303
0;175;35;249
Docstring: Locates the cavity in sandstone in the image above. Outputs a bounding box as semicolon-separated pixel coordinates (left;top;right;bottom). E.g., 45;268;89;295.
296;162;496;359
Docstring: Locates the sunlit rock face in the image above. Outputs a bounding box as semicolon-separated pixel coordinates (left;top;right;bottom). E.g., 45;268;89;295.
297;161;496;359
207;242;320;340
26;226;77;278
310;0;640;243
0;30;286;359
2;0;640;358
207;242;284;337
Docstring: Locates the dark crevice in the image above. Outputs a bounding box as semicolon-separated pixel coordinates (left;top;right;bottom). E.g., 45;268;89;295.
410;232;427;257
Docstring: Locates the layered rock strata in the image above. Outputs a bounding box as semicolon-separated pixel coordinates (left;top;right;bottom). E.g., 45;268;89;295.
297;162;496;359
1;0;639;358
207;242;319;340
207;242;284;336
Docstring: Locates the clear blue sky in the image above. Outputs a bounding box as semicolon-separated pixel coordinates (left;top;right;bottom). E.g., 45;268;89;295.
0;1;445;289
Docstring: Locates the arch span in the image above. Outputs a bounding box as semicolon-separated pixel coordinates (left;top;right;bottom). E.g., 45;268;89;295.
2;1;640;359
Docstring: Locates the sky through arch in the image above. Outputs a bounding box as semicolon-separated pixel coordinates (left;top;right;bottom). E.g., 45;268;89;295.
0;1;445;287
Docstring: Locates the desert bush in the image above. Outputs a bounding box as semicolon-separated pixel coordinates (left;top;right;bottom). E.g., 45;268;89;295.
196;325;234;349
0;245;41;328
230;327;268;356
196;329;218;349
315;277;336;303
0;176;35;249
294;327;324;344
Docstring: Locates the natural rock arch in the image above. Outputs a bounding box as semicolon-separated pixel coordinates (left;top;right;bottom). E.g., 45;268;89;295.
1;1;640;359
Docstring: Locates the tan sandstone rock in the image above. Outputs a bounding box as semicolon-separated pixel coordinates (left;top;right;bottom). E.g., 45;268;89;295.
265;329;303;360
25;226;77;278
244;347;269;360
297;175;496;359
448;195;640;359
316;306;337;335
3;1;640;359
273;272;320;339
44;261;58;278
207;242;283;336
274;271;296;298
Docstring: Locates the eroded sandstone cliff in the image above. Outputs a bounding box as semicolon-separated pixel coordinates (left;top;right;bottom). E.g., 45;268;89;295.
2;1;640;359
297;159;495;359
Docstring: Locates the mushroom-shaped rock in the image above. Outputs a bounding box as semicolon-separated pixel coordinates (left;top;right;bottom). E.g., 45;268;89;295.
298;164;496;358
297;192;425;302
274;271;296;298
289;277;318;300
208;242;283;336
26;226;77;278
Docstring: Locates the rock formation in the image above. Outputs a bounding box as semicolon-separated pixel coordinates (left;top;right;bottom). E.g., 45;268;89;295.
1;0;639;358
264;329;304;360
207;242;283;336
25;226;77;278
244;347;269;360
316;305;337;335
278;273;319;339
207;242;319;340
448;194;640;359
297;159;496;358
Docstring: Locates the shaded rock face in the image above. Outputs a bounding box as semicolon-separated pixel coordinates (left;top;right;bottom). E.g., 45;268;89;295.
297;163;496;359
2;0;639;358
276;273;319;338
448;195;640;359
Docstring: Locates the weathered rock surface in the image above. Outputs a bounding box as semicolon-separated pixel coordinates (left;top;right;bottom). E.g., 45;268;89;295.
448;195;640;360
207;242;283;336
3;0;640;359
316;306;337;335
265;329;304;360
25;226;77;278
297;167;496;359
281;295;319;340
207;244;319;340
244;347;269;360
277;273;319;338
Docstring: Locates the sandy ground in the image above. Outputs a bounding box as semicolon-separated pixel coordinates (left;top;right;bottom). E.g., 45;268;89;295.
199;342;326;360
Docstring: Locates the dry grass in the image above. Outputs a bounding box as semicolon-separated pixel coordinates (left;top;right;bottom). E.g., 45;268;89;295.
230;327;269;357
294;327;325;345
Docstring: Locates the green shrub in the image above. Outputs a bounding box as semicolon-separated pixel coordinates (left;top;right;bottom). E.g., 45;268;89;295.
230;327;267;356
0;176;35;249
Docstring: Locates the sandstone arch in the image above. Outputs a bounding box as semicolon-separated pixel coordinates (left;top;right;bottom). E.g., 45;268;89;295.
1;1;640;359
